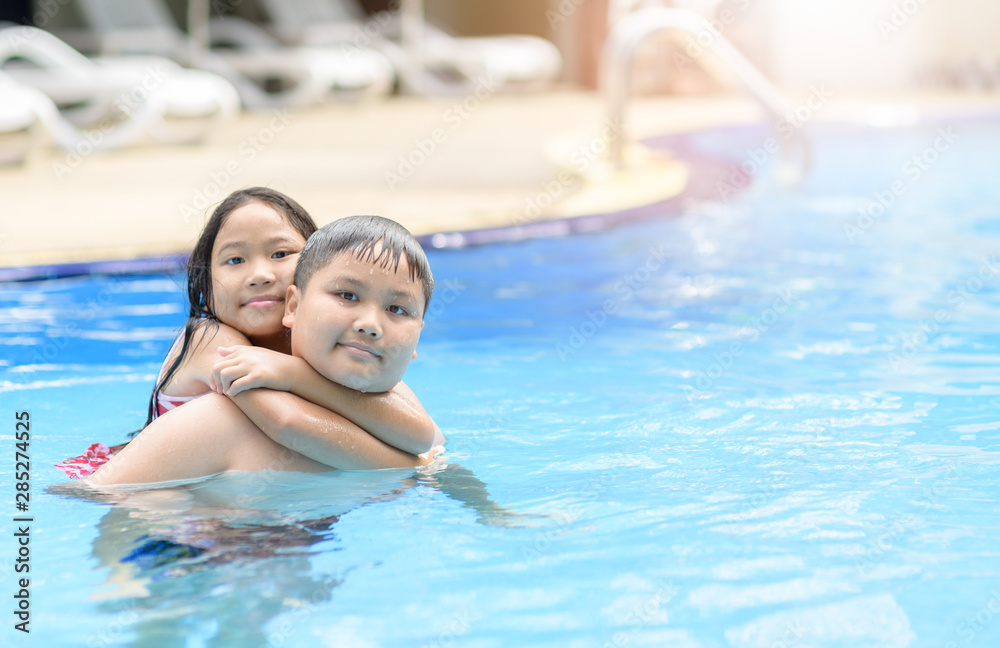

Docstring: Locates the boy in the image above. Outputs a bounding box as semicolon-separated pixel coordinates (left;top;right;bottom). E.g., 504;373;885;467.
87;216;442;486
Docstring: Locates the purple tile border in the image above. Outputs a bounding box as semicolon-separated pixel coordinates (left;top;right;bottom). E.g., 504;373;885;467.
0;172;708;282
0;253;190;283
414;127;743;250
3;190;694;282
415;198;680;250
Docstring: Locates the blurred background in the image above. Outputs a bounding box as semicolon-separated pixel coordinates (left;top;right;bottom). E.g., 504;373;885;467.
2;0;999;270
5;0;1000;90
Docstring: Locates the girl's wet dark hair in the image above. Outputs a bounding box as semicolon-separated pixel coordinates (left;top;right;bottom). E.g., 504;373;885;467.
141;187;317;429
294;215;435;315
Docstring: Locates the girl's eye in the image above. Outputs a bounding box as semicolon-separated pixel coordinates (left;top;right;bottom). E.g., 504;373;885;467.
388;305;409;316
337;292;358;301
225;257;244;265
272;251;296;259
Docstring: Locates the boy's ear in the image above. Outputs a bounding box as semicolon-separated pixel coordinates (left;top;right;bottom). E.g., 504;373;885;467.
282;285;300;329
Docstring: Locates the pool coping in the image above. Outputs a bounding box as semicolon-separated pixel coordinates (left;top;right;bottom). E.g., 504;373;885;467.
4;106;998;283
1;128;719;282
0;196;688;282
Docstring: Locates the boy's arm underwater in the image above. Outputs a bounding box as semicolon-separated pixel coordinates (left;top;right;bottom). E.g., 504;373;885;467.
213;345;439;455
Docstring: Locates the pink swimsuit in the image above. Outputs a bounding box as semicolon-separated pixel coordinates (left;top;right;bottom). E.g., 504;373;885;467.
56;336;210;479
155;390;210;417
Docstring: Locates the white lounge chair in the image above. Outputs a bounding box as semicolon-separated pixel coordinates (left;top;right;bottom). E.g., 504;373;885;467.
0;69;164;158
0;24;239;147
206;14;393;102
45;0;393;108
253;0;562;95
0;73;38;165
381;1;562;92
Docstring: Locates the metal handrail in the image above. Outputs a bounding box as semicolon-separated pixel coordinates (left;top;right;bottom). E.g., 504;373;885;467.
601;7;808;184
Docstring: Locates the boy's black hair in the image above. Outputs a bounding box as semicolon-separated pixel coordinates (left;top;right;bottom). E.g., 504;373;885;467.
294;215;434;315
141;187;317;429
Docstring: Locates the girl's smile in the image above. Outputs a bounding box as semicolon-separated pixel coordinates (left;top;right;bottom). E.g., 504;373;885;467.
243;294;286;308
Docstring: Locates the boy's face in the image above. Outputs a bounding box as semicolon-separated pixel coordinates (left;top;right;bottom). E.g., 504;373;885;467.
283;248;425;393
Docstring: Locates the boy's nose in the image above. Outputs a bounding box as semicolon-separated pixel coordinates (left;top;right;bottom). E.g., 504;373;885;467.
354;307;382;339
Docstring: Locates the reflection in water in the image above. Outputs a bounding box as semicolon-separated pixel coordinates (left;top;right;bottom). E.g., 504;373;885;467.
94;506;342;647
51;461;526;647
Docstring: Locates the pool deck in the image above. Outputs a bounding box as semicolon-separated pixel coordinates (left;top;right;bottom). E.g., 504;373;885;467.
2;88;998;272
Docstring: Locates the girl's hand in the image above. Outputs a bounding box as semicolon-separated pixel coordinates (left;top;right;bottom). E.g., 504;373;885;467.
212;346;301;396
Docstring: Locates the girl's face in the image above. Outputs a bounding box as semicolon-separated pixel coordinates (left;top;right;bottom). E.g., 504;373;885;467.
210;201;307;342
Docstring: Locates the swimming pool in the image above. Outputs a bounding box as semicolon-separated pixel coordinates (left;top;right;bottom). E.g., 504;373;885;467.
3;117;1000;647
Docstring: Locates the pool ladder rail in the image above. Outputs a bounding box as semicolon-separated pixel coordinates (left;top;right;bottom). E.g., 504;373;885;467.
601;6;811;188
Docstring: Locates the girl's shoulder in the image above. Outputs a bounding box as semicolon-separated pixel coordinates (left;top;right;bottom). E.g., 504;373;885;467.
188;319;252;356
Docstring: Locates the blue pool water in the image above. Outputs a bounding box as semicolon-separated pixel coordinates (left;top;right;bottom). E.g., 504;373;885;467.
3;119;1000;647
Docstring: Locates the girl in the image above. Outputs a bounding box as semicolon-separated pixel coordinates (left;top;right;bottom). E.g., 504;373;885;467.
57;188;436;478
149;187;315;423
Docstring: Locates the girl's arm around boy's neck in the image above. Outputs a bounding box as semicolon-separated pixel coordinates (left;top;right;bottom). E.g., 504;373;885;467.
290;366;437;456
230;389;431;470
214;346;438;455
166;321;253;397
